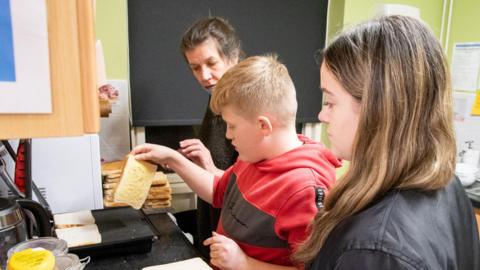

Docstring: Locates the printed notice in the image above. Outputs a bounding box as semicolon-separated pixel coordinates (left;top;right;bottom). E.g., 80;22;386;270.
451;42;480;92
472;90;480;116
0;0;52;113
0;0;16;82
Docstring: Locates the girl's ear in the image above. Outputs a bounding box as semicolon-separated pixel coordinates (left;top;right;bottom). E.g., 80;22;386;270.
257;115;273;136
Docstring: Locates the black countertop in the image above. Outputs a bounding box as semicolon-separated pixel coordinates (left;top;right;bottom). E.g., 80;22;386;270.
86;212;203;269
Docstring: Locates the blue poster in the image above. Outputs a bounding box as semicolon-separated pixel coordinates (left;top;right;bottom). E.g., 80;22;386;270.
0;0;16;82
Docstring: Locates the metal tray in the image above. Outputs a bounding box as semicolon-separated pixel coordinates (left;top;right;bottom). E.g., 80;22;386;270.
69;207;157;259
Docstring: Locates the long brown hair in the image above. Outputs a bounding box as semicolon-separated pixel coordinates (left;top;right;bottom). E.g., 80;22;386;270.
294;15;456;263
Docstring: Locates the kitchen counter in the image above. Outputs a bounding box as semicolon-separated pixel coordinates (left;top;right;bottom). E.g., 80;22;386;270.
86;212;204;269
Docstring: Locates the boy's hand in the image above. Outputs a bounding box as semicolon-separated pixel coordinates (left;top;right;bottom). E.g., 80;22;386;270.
179;139;216;172
131;143;177;166
204;232;248;270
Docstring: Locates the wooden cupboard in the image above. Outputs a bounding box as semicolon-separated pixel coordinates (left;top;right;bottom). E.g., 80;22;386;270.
0;0;99;139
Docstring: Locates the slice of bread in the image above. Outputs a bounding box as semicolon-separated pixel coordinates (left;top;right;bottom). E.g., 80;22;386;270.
53;210;95;229
103;194;114;201
149;185;172;194
114;155;157;209
55;224;102;248
103;177;121;183
146;193;172;200
103;188;115;196
143;200;171;209
101;160;125;171
142;257;212;270
152;172;168;186
105;173;122;179
103;199;128;208
103;182;119;189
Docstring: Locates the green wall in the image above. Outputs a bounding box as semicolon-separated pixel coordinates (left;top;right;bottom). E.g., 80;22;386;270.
343;0;444;38
95;0;128;80
446;0;480;60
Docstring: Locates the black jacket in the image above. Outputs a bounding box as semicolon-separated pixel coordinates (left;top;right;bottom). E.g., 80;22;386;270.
309;177;480;270
195;100;238;259
198;100;237;171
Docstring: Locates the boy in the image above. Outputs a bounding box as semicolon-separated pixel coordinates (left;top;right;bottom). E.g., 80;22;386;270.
132;55;340;269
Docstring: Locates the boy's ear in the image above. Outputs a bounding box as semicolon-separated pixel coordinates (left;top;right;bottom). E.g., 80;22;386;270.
257;116;273;136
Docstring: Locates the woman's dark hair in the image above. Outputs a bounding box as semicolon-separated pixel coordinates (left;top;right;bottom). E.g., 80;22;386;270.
180;16;243;61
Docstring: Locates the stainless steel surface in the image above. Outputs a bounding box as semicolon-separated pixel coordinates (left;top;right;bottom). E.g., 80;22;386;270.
0;221;28;269
0;206;23;230
0;199;24;231
0;199;28;270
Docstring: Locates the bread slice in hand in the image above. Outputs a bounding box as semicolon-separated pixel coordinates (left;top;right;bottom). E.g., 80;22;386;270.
114;155;157;209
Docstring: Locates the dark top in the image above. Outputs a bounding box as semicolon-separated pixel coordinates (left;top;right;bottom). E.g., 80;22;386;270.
195;98;238;258
309;177;480;270
198;99;237;170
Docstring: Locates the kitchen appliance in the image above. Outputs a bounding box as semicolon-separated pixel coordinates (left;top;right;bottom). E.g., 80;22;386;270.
0;197;52;269
69;207;157;259
1;135;103;214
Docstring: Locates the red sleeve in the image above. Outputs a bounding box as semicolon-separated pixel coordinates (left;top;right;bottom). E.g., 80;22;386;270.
212;165;235;208
274;186;319;251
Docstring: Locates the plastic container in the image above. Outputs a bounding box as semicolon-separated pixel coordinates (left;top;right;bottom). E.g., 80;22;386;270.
7;238;89;270
7;237;68;258
55;254;89;270
7;248;55;270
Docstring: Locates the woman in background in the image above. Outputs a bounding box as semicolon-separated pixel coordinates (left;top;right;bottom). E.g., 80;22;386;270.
177;17;241;259
295;15;480;269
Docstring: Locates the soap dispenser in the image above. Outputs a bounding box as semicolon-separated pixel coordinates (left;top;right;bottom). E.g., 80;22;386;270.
463;140;480;167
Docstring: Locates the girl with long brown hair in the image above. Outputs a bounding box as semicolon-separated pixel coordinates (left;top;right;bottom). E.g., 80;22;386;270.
295;15;479;269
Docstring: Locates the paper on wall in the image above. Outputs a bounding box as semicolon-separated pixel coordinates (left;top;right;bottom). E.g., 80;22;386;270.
472;90;480;116
99;80;131;162
454;91;480;156
451;42;480;92
0;0;52;113
96;40;107;87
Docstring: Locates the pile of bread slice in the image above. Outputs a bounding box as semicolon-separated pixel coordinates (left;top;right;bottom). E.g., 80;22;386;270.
102;155;172;209
54;210;101;248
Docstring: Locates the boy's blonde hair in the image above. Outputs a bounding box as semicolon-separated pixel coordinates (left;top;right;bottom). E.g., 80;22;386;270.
210;55;297;126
